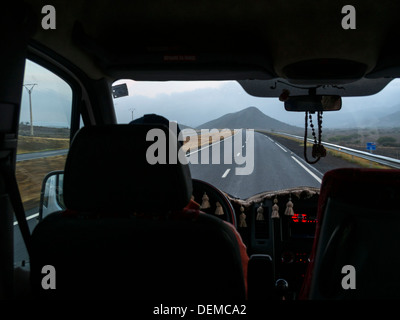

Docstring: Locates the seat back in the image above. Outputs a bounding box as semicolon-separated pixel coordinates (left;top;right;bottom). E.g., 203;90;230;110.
300;168;400;299
30;124;246;299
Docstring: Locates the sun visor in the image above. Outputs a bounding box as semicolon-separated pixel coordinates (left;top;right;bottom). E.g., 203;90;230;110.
281;59;368;85
238;77;393;98
71;21;276;80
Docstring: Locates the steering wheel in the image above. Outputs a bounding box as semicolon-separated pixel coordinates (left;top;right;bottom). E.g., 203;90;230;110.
191;179;237;227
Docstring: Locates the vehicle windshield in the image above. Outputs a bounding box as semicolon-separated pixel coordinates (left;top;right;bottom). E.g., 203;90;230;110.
112;79;400;199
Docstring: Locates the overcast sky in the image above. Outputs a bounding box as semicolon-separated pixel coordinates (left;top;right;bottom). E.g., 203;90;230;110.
113;78;400;128
20;60;400;129
21;60;72;127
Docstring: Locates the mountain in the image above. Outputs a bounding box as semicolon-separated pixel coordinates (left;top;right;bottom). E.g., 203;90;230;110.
320;103;400;129
197;106;303;134
373;110;400;128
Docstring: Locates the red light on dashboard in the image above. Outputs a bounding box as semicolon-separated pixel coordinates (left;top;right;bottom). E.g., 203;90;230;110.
292;213;316;223
292;213;306;223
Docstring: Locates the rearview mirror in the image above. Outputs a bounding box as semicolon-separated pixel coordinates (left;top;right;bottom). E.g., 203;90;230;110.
39;171;65;221
284;95;342;112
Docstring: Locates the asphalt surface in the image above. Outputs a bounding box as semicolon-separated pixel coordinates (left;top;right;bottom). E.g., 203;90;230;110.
14;208;38;265
13;131;323;265
17;149;69;162
189;130;322;199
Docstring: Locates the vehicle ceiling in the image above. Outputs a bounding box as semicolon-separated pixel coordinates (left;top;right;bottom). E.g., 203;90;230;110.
23;0;400;96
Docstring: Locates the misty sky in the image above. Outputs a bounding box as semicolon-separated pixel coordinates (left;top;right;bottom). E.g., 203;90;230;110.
21;60;72;127
20;59;400;129
112;78;400;129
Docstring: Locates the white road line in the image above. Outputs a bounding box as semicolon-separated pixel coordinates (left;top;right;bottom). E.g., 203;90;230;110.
275;142;287;153
13;212;39;226
236;152;241;156
291;156;322;184
222;168;231;178
268;137;274;142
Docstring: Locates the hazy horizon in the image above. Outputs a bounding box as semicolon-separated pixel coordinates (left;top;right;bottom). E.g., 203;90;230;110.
20;60;400;130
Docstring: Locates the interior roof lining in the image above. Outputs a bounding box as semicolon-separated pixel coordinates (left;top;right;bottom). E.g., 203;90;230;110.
25;0;400;89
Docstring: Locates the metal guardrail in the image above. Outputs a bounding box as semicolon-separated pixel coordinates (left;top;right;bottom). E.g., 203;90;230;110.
274;131;400;169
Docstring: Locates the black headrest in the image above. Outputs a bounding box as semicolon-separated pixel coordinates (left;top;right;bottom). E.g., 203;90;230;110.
63;124;192;213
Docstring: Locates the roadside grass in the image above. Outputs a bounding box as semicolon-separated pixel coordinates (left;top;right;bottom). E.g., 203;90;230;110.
16;130;234;211
325;149;391;169
182;129;233;152
16;155;67;211
17;136;69;154
18;130;234;155
269;132;391;169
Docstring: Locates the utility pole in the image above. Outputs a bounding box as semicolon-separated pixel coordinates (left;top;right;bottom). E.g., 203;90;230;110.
129;107;135;121
23;83;37;136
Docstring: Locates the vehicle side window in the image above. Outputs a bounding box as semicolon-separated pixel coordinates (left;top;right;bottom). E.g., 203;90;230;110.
16;60;72;213
14;60;73;265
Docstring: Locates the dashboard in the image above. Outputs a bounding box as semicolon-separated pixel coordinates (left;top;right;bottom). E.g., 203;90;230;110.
193;179;320;299
233;189;319;299
275;202;318;297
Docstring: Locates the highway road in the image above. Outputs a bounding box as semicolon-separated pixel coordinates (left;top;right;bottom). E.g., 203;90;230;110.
189;130;322;199
13;131;323;265
16;149;69;162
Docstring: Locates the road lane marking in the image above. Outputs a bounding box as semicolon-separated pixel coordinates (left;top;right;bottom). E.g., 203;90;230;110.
222;168;231;178
291;156;322;184
268;137;274;142
13;212;39;226
275;142;287;153
236;152;241;156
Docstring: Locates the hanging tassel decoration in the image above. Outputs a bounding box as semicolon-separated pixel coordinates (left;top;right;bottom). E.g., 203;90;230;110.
239;205;247;228
256;203;264;220
215;202;224;215
284;196;294;216
200;192;210;209
271;196;280;219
